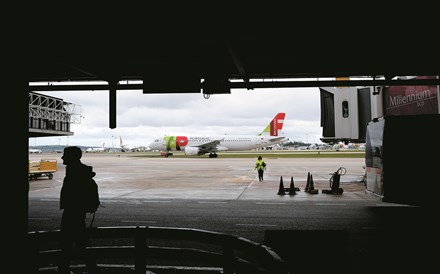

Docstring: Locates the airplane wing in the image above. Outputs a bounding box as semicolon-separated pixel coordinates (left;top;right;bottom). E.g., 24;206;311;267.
268;137;287;143
192;139;223;154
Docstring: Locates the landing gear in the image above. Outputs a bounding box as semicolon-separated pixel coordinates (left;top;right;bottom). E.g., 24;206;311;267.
208;152;218;158
161;151;173;157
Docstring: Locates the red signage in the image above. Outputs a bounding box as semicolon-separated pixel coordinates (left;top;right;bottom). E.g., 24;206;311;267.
384;76;438;116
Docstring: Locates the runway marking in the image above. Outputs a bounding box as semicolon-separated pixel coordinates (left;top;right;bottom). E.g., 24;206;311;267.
29;217;51;220
236;176;257;199
142;200;172;203
256;202;286;205
198;201;228;204
236;224;277;227
315;203;346;206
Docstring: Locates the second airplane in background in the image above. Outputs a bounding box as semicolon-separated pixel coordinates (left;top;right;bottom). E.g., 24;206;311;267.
148;113;287;158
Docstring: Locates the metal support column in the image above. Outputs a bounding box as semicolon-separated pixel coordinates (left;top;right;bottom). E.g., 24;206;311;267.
109;80;117;129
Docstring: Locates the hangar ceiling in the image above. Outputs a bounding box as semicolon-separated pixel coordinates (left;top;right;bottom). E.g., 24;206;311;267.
28;35;439;91
25;8;439;91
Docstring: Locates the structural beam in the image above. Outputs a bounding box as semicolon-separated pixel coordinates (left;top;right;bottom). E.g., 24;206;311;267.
109;80;117;129
29;77;440;92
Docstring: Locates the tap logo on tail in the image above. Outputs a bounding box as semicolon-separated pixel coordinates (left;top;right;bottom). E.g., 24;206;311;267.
258;112;285;136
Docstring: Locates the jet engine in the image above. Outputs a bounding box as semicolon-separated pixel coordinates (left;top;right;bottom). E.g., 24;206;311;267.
184;146;202;156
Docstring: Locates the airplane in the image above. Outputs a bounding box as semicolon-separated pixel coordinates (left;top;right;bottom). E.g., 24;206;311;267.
118;136;151;152
148;113;287;158
85;142;107;153
29;148;42;154
119;136;134;152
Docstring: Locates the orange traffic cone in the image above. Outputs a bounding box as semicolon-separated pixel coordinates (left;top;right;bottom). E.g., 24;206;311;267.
289;177;296;195
277;176;286;195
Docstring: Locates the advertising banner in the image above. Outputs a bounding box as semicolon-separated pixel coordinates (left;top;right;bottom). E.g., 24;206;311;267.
384;76;438;115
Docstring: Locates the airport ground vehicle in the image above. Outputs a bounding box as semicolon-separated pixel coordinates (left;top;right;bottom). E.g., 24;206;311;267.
28;159;57;180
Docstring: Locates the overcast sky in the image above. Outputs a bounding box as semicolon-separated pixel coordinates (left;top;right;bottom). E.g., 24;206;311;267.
30;87;324;148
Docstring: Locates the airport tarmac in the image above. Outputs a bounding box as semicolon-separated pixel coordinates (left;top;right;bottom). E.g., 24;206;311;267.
29;153;375;203
30;153;436;273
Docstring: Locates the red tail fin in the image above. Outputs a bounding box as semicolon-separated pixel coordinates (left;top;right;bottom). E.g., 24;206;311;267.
270;113;285;136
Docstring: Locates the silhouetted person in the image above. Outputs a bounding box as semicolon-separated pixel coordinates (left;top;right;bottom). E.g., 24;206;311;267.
255;155;266;181
58;146;98;274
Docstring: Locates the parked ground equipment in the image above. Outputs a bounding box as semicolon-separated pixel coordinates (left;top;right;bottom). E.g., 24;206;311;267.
28;159;58;180
322;167;346;194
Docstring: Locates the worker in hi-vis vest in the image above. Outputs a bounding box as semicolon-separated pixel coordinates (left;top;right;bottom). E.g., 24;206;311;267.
255;155;266;181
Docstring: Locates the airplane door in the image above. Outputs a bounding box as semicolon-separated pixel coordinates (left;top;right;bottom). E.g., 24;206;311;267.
162;138;167;150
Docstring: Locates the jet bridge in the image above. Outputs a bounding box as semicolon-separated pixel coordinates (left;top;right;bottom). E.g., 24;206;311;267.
28;91;81;137
319;76;439;145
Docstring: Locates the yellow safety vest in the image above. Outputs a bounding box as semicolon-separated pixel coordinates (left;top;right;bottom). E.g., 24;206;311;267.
255;160;265;170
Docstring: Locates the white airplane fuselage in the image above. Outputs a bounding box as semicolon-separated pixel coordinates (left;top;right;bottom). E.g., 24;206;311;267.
148;112;287;157
149;135;286;155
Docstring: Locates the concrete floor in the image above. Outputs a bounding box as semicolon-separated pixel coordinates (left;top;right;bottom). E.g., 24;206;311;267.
29;153;373;202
